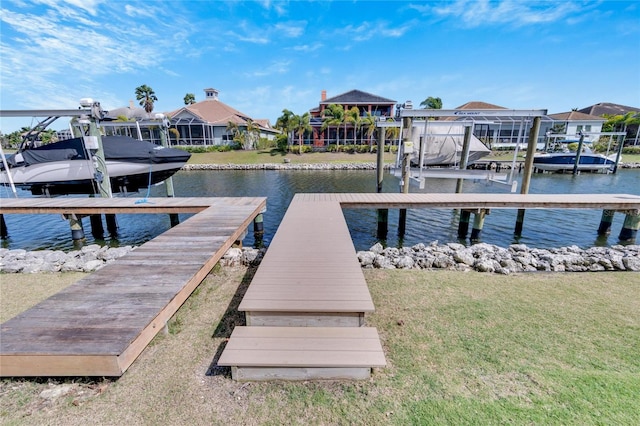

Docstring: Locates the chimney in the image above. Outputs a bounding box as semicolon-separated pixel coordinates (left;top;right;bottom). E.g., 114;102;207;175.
321;90;327;101
129;100;134;109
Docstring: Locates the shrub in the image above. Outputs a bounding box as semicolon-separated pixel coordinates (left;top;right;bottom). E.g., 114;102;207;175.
275;134;289;152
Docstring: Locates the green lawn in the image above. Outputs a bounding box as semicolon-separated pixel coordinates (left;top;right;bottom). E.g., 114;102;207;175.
1;269;638;424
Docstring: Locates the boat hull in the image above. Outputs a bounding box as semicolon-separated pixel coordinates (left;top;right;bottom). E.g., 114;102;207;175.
533;153;615;172
0;136;190;195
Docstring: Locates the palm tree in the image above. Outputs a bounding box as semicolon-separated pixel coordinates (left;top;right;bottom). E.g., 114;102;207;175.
420;96;443;110
291;112;312;150
385;119;400;148
244;119;260;150
275;109;295;146
135;84;158;114
226;121;240;145
345;106;361;145
420;96;442;109
183;93;196;105
361;111;377;150
321;104;345;147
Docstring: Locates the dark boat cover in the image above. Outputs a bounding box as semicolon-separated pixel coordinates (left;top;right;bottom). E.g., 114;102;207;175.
14;136;190;166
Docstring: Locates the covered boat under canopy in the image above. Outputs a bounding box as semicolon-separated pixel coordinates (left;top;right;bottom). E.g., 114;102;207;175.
409;121;491;167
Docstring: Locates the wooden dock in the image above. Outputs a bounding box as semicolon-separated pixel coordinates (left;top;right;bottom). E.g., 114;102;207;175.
0;197;266;377
2;192;638;379
219;192;639;381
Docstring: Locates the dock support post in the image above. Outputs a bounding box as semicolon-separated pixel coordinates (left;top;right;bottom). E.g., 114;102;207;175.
458;210;471;239
375;123;389;240
105;214;118;236
67;215;85;241
253;210;265;247
572;132;586;175
90;215;104;239
597;210;615;235
377;209;388;240
515;116;542;237
0;214;7;239
470;209;488;242
619;210;640;242
376;122;386;194
398;113;412;238
455;125;473;194
158;119;180;227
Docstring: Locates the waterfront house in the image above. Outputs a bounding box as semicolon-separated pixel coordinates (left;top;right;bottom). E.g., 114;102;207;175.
168;88;279;147
578;102;639;145
546;111;606;142
308;89;397;147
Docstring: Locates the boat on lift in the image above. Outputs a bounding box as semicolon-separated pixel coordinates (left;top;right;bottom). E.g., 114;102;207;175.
0;135;191;196
533;140;616;173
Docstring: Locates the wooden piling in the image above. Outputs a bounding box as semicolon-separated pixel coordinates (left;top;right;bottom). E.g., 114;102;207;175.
457;210;471;239
619;210;640;242
89;214;104;239
105;214;118;236
597;209;615;235
0;214;7;238
515;116;542;237
398;115;412;237
67;215;85;241
377;209;388;240
572;132;585;175
455;125;473;194
470;209;488;242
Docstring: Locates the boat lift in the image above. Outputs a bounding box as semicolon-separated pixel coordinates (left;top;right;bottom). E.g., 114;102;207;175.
377;108;548;192
0;99;110;198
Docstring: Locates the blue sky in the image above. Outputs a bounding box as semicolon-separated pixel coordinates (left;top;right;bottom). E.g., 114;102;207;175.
1;0;639;132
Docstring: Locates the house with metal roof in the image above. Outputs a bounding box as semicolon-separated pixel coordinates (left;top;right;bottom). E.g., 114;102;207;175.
168;88;278;146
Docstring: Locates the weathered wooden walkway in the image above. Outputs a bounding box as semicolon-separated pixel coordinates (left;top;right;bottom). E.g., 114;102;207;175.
0;197;266;377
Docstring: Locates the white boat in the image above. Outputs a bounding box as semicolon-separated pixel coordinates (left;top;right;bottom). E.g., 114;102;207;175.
408;121;491;167
533;141;616;173
1;135;191;196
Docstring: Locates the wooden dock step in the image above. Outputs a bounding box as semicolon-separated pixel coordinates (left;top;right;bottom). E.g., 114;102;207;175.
218;326;386;381
239;199;375;327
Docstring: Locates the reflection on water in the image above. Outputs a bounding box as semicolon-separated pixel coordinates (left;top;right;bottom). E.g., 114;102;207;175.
1;169;638;251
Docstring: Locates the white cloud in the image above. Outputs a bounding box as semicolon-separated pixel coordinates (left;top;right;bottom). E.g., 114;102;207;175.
0;1;185;109
245;60;291;78
415;0;583;28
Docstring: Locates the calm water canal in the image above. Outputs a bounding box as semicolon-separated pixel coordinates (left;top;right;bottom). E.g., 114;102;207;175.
1;169;639;251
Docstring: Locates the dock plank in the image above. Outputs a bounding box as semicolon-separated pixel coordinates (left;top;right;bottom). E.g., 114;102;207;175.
0;196;266;377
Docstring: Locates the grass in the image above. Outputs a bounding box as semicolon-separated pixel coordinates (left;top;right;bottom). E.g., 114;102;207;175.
1;268;639;425
186;149;395;165
188;149;640;166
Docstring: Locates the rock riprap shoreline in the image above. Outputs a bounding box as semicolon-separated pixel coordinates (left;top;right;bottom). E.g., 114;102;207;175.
1;243;638;274
357;242;640;274
0;246;265;274
181;161;640;171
